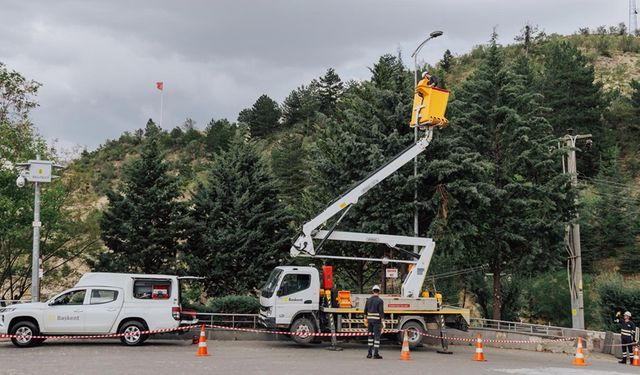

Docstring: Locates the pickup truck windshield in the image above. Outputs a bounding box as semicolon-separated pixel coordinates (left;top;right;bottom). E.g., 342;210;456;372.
261;269;283;298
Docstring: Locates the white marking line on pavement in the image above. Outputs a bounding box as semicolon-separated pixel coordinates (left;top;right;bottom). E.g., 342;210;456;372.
495;368;630;375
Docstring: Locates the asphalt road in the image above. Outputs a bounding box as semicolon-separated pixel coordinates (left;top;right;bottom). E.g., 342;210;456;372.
0;338;636;375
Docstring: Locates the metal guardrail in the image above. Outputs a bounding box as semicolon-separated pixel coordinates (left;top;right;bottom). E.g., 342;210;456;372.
196;313;260;329
470;317;565;336
470;317;602;337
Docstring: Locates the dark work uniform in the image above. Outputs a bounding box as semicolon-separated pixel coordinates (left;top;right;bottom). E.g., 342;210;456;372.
615;317;636;363
364;295;385;357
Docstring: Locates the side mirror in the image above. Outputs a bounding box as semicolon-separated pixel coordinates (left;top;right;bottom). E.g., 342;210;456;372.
276;289;282;297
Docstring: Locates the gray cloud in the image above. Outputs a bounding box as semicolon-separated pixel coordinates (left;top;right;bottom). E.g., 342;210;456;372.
0;0;629;151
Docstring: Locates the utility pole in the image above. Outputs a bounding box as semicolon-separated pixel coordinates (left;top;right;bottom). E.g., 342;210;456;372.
561;133;591;330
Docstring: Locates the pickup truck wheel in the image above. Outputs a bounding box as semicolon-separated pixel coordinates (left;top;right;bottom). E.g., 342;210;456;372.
10;321;40;348
290;317;316;345
398;321;424;349
119;321;148;346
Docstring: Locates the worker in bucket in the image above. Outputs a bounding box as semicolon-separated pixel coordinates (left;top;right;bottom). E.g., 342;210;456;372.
421;72;439;88
364;285;385;359
615;311;636;364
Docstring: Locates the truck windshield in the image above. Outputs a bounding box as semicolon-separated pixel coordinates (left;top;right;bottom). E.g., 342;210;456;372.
261;269;283;298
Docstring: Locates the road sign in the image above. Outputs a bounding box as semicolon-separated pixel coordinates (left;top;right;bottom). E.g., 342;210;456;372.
386;268;398;279
28;160;53;182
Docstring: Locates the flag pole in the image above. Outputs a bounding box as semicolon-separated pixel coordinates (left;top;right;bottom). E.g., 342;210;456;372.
160;87;164;128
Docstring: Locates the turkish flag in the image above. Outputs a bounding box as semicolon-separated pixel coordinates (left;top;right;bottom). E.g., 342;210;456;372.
156;82;164;91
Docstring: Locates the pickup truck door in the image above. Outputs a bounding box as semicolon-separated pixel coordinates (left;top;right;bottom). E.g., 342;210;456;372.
83;288;124;333
43;289;88;334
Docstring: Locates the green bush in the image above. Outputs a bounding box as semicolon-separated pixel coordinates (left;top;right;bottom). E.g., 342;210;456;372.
595;273;640;331
210;295;260;314
519;271;595;328
185;295;260;314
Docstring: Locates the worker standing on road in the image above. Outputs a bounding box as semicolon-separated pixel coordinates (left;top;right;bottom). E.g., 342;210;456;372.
364;285;385;359
615;311;636;364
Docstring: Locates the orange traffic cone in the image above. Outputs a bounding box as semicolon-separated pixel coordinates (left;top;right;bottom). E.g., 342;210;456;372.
196;324;210;357
473;334;486;362
572;337;587;366
400;329;412;361
632;346;640;366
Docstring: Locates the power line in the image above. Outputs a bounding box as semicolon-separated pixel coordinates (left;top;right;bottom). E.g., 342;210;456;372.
426;264;488;281
578;173;635;189
587;190;640;206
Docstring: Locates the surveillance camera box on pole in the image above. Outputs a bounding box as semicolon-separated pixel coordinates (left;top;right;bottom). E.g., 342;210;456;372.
27;160;53;182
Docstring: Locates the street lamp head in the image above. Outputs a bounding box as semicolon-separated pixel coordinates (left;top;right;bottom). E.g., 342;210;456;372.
16;175;25;188
430;31;444;38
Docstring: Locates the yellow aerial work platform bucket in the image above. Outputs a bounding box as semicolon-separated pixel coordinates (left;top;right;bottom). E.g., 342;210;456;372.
409;83;450;128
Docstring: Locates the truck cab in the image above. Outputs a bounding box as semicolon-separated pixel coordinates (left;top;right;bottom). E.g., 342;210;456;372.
259;266;320;330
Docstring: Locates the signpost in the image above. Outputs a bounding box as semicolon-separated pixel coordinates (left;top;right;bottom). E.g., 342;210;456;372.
385;268;398;279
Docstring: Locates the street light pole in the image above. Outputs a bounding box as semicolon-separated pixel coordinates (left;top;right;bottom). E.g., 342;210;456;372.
32;180;41;303
16;155;62;302
410;31;443;250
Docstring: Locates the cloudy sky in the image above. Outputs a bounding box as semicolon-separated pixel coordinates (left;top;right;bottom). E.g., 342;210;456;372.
1;0;631;152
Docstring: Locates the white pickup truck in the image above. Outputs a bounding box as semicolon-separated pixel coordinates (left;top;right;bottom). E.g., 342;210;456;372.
0;272;198;347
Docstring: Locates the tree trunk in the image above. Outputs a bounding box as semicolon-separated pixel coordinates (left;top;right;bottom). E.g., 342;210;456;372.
492;268;502;321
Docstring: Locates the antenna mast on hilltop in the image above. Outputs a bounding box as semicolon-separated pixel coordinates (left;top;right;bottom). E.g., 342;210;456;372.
631;0;638;35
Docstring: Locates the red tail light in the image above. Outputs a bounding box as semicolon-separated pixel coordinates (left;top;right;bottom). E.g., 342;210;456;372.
172;306;181;320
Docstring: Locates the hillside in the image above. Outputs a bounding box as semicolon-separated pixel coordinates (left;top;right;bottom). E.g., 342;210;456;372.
46;29;640;328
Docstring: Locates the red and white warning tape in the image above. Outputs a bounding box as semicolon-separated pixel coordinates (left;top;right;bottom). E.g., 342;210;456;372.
206;324;398;337
0;322;582;344
0;324;390;341
419;331;575;344
0;325;194;341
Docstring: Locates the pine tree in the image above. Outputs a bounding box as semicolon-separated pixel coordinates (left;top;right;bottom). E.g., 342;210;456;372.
440;49;454;73
282;85;320;127
429;34;574;320
580;149;640;273
271;133;309;211
317;68;344;117
308;56;415;291
237;94;281;138
204;118;235;154
96;136;185;274
540;41;610;175
369;54;409;93
185;134;292;296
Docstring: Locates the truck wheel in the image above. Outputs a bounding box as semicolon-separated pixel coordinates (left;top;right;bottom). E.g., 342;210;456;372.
398;321;424;349
119;321;148;346
10;321;40;348
290;317;316;345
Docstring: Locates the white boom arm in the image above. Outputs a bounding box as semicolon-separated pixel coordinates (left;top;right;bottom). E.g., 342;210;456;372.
308;230;435;298
289;130;436;297
290;133;432;257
